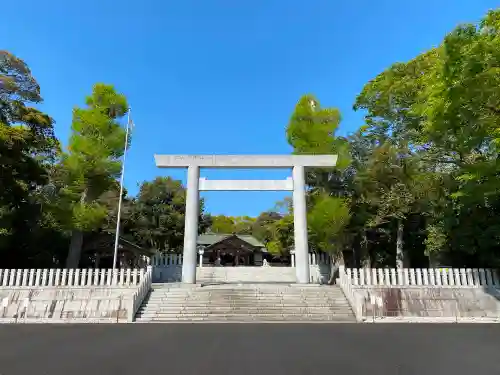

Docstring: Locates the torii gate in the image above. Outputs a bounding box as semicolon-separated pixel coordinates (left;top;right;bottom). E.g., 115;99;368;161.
154;154;338;284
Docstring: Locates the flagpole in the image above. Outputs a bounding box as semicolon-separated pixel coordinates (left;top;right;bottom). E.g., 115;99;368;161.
112;108;131;271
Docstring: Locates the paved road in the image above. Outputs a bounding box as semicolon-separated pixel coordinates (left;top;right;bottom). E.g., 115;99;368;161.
0;323;499;374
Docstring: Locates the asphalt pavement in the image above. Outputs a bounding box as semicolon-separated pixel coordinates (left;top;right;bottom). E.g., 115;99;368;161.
0;323;498;375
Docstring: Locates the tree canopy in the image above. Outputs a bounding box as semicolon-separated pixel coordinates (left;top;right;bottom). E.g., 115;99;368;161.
1;9;499;269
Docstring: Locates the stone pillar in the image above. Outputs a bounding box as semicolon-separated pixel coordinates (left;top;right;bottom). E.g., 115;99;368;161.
292;165;310;283
182;166;200;283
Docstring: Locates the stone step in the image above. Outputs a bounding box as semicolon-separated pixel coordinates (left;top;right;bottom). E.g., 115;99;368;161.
153;288;343;291
147;296;346;300
138;308;352;313
149;293;346;297
139;301;352;306
149;294;345;297
135;315;356;322
144;297;348;301
139;307;352;312
135;320;356;323
146;297;347;302
141;298;349;306
137;304;353;310
144;302;349;307
151;289;344;293
136;315;356;322
135;283;354;322
139;309;353;315
154;288;337;290
148;291;343;297
138;312;353;318
154;288;341;290
138;306;352;312
153;284;335;287
151;291;345;294
150;290;344;293
137;311;352;319
149;296;346;300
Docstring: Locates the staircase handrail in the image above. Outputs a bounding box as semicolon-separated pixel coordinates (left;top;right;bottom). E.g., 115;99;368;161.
338;265;364;322
127;265;153;322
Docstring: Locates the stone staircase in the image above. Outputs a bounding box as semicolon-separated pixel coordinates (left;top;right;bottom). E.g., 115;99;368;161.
134;283;356;322
197;266;297;284
152;266;299;284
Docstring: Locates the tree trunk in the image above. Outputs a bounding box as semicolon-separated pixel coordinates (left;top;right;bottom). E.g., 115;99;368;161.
396;219;404;269
328;252;344;285
66;189;87;268
428;252;438;268
361;230;371;268
66;230;84;268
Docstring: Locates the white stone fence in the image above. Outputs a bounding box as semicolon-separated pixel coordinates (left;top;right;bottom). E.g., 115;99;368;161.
343;267;500;287
128;266;153;322
339;266;500;323
151;254;184;266
0;268;147;287
290;252;331;267
338;266;363;321
151;252;331;267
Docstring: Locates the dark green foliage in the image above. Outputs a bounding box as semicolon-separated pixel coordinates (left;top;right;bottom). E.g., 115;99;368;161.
2;9;500;269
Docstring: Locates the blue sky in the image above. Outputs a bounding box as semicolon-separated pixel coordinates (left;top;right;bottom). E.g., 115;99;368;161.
2;0;497;216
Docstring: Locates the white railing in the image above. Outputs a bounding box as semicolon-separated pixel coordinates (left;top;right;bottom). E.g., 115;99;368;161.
344;267;500;287
151;254;183;266
291;252;331;266
0;268;146;287
152;252;331;267
338;265;363;321
128;266;153;322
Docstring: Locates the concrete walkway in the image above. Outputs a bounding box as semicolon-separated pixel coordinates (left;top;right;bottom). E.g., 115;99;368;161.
0;324;498;374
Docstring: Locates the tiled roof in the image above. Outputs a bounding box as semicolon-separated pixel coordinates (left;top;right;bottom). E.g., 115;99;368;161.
198;233;265;248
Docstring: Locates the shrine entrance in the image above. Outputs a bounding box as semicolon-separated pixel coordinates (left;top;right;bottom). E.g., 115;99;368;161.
154;154;338;284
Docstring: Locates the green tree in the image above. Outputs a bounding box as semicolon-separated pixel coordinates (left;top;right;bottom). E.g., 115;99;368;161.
287;94;350;193
251;211;283;242
265;214;294;256
0;51;62;267
353;9;500;267
415;10;500;202
60;84;129;267
208;215;256;235
308;194;351;282
355;143;425;268
209;215;237;234
129;177;211;252
233;216;255;234
286;94;351;265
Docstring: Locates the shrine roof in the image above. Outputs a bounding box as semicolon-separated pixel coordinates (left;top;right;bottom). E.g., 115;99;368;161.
198;233;266;249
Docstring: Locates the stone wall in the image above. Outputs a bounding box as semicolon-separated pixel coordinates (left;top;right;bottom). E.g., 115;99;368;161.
0;286;138;323
354;286;500;321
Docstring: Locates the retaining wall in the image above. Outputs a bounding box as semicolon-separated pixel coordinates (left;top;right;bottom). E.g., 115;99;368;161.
152;265;331;284
0;286;138;323
355;287;500;321
339;266;500;322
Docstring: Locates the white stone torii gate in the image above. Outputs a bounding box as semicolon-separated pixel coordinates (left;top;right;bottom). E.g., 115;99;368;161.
154;154;338;284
